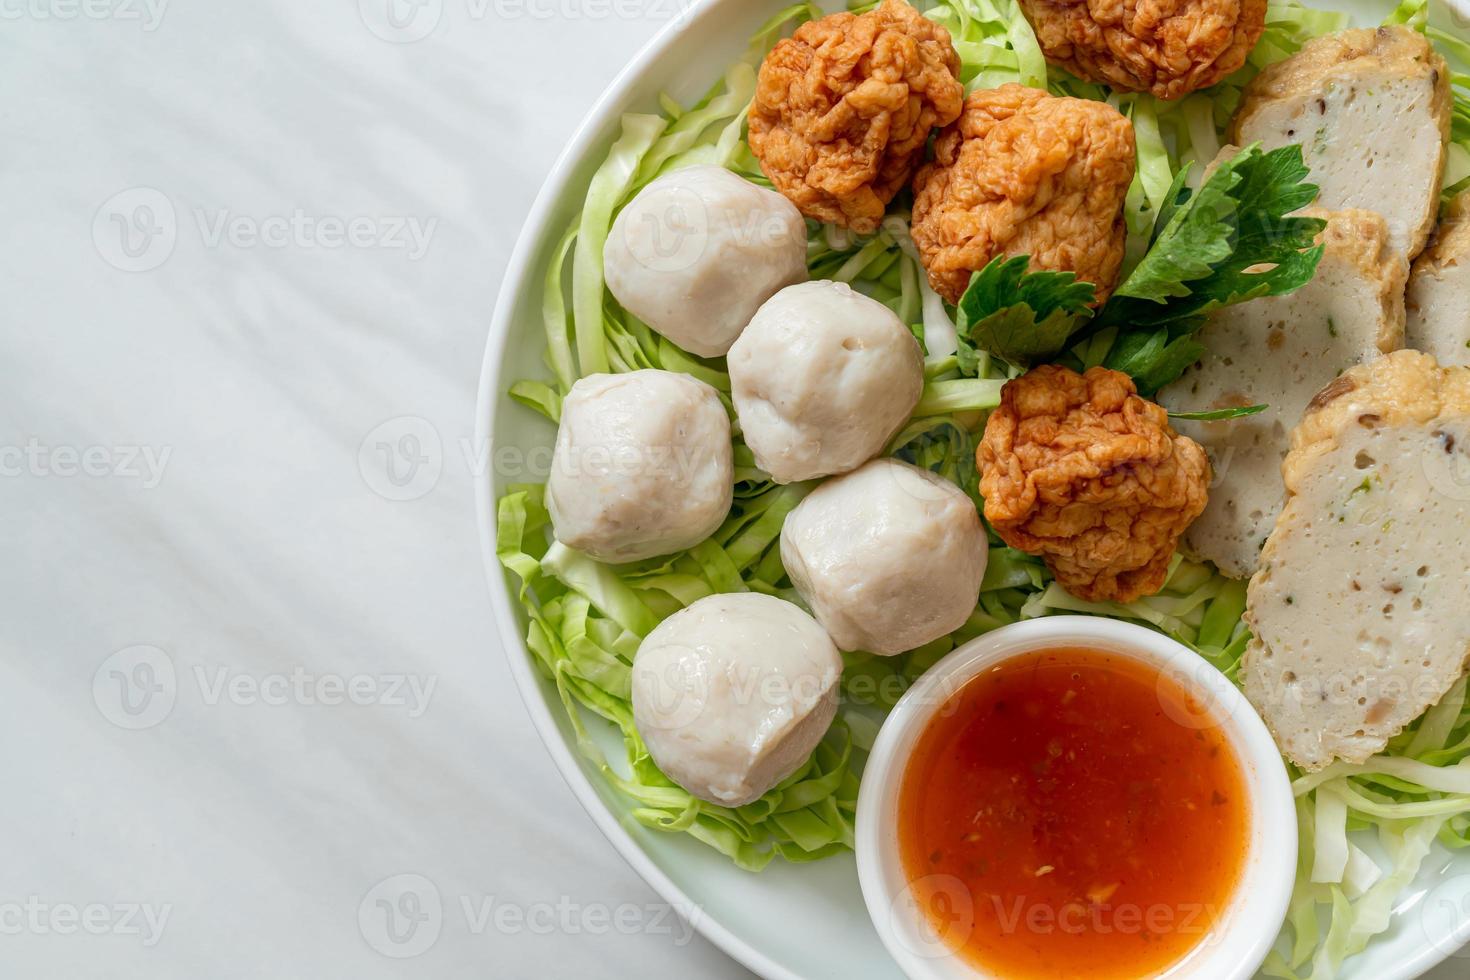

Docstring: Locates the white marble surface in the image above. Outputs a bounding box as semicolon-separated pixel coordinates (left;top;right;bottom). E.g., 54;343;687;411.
4;2;1462;979
3;2;752;977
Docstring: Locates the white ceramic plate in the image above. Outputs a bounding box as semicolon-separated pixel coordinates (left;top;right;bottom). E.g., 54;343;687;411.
475;2;1470;977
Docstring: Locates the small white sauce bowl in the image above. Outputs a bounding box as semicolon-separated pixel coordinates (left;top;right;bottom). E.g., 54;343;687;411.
855;616;1297;980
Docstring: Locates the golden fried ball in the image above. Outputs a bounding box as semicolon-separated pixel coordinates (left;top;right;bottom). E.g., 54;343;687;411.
1019;0;1267;100
978;365;1210;603
910;84;1135;306
749;0;964;233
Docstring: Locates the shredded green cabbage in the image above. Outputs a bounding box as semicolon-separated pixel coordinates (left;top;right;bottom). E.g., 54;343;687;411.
495;0;1470;972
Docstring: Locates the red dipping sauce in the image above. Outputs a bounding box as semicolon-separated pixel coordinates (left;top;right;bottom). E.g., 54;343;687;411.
897;647;1250;979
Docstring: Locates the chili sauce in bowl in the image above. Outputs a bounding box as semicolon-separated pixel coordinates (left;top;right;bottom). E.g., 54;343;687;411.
855;617;1298;980
897;648;1249;979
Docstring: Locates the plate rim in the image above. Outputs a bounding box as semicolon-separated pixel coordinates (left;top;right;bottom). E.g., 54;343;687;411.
474;2;1470;977
473;4;802;977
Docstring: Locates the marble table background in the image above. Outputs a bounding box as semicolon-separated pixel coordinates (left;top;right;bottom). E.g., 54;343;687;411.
5;2;753;977
2;2;1460;978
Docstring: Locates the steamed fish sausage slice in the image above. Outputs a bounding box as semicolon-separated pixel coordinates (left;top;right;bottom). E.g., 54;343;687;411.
1232;25;1450;260
1408;192;1470;367
1159;208;1406;579
1242;350;1470;772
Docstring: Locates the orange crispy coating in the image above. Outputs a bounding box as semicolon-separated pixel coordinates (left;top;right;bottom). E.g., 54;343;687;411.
1019;0;1267;100
910;85;1135;306
979;365;1210;603
749;0;964;233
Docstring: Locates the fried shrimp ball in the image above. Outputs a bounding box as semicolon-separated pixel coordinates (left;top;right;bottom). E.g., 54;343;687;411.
749;0;963;233
1018;0;1267;100
978;365;1210;603
910;85;1135;306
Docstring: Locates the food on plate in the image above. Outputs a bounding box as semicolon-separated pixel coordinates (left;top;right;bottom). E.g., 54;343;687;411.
955;142;1329;389
603;165;807;357
1407;192;1470;367
498;3;1470;970
630;592;843;807
1232;25;1450;259
749;0;963;233
910;84;1135;306
979;364;1210;603
780;459;986;655
546;370;732;563
1161;207;1407;578
729;280;924;484
1017;0;1267;99
1243;350;1470;771
900;648;1248;977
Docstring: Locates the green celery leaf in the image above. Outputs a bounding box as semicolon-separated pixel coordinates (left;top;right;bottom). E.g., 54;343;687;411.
955;255;1096;370
1089;143;1326;392
1100;323;1206;396
1102;144;1325;327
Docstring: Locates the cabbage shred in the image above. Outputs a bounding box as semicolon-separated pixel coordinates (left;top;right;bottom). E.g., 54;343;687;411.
496;0;1470;970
